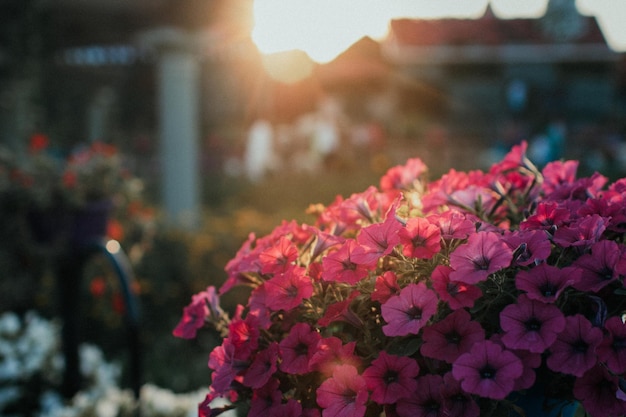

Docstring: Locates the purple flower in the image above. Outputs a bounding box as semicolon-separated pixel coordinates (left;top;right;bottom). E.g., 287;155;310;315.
597;316;626;374
362;351;420;404
396;374;444;417
452;340;523;400
571;240;626;293
381;282;439;337
449;231;513;284
547;314;603;377
515;263;575;303
421;309;485;363
279;323;321;375
499;294;566;353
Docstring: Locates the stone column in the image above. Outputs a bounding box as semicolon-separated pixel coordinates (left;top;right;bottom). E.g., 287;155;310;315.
137;28;202;229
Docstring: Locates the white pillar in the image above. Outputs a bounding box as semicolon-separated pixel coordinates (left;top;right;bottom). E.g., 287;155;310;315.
138;28;202;229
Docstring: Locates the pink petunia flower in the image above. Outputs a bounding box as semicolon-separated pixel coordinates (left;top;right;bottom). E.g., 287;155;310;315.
279;322;321;375
381;282;438;337
571;240;626;293
259;236;299;274
309;337;361;376
547;314;604;377
520;201;570;232
172;292;209;339
264;265;313;312
362;351;420;404
427;209;476;241
243;342;279;389
371;271;401;304
351;211;402;266
573;365;626;417
208;339;249;395
440;372;480;417
452;340;523;400
515;263;575;303
395;374;444;417
249;379;282;417
322;239;370;284
380;157;428;192
449;231;513;284
421;309;485;363
552;214;609;250
397;216;441;259
499;294;566;353
503;229;552;266
316;365;368;417
431;265;482;310
597;316;626;374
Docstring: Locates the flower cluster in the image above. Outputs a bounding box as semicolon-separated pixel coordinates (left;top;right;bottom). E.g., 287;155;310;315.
0;134;143;210
175;142;626;417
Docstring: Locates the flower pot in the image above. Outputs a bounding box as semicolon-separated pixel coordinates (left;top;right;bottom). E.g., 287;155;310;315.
70;199;112;246
27;200;112;247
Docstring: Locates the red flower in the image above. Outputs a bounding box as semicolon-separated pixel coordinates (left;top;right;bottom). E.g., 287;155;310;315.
264;265;313;312
173;292;209;339
322;239;369;284
431;265;482;310
28;132;49;153
371;271;400;304
259;236;298;274
397;216;441;259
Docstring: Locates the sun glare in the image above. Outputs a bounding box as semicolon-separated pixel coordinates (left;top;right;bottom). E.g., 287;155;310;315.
252;0;390;64
252;0;626;83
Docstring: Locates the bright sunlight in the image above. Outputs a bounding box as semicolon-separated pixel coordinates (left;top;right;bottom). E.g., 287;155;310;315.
252;0;626;82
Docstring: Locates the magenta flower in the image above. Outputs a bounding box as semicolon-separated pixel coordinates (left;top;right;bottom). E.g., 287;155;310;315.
452;340;523;400
322;239;370;284
552;214;608;250
264;265;313;312
547;314;604;377
317;290;362;328
395;374;444;417
381;282;439;337
371;271;401;304
362;351;420;404
573;365;626;417
571;240;626;293
431;265;482;310
398;216;441;259
597;316;626;374
441;372;480;417
309;337;361;376
172;292;209;339
278;322;321;375
520;201;570;232
259;236;299;274
380;157;427;192
503;229;552;266
421;309;485;363
243;342;279;389
427;209;475;241
515;263;575;303
499;294;566;353
249;379;282;417
316;365;368;417
208;339;249;394
351;212;402;266
449;231;513;284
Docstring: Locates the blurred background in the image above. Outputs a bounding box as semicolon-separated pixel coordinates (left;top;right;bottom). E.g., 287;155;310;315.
2;0;626;411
